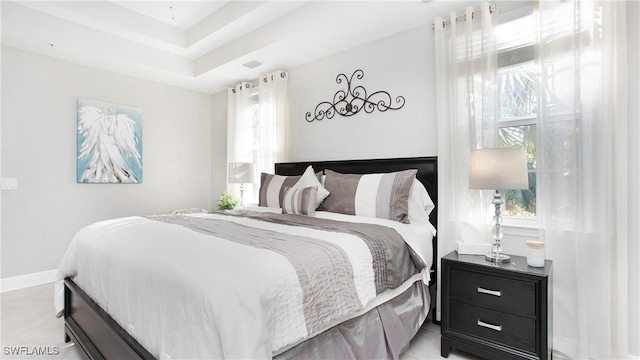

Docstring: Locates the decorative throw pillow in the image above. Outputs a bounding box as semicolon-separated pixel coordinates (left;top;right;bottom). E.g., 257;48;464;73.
259;173;302;208
259;166;329;209
282;186;318;216
321;169;417;223
291;165;330;209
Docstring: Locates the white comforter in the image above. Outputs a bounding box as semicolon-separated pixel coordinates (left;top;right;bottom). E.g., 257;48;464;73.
55;211;434;359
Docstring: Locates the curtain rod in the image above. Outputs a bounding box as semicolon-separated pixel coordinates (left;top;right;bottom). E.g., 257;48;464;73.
431;4;496;30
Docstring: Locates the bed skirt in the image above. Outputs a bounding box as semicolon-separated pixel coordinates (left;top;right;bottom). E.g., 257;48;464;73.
275;280;430;360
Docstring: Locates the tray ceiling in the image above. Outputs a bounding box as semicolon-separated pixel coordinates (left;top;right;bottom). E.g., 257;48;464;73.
1;1;525;94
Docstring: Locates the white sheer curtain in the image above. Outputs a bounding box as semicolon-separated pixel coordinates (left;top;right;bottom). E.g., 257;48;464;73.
227;82;254;164
535;1;629;358
227;81;255;201
258;71;288;174
435;2;631;355
434;3;497;320
227;72;289;203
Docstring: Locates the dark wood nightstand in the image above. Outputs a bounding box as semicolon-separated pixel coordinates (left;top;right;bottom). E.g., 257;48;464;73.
441;251;552;360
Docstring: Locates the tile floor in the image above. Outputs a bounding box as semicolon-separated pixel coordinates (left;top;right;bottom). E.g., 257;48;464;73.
1;283;478;359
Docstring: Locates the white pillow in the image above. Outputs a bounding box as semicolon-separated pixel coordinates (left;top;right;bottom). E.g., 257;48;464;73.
292;165;330;209
408;179;435;224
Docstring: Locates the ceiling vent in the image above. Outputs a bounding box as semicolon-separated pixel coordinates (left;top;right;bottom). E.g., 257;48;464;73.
242;60;263;69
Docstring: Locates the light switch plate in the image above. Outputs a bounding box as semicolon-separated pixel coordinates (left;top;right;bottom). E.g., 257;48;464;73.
1;178;18;190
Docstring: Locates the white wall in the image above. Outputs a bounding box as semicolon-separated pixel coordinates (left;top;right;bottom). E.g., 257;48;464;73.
210;90;228;204
287;25;437;162
209;25;440;196
1;47;212;278
626;1;640;356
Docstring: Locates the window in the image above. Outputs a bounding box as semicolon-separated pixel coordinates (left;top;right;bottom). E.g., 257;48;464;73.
497;13;537;218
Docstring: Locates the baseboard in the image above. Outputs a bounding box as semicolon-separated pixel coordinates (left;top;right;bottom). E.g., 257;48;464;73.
0;269;57;293
553;337;639;360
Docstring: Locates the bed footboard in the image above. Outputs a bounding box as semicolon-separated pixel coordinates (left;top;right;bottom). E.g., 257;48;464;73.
64;278;155;360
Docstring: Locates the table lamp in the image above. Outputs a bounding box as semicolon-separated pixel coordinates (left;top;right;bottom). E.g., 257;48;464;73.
469;148;529;263
228;162;255;206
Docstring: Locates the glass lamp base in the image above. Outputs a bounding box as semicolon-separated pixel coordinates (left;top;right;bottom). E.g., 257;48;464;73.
485;252;511;263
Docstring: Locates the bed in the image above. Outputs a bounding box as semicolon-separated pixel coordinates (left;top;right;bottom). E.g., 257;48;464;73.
56;156;438;359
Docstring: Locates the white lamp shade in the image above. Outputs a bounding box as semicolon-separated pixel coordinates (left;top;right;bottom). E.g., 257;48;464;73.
469;148;529;190
228;162;255;183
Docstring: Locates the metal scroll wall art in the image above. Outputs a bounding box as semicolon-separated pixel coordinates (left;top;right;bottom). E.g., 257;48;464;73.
305;69;405;122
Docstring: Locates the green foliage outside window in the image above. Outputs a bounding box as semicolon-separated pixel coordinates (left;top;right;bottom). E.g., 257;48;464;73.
498;64;537;218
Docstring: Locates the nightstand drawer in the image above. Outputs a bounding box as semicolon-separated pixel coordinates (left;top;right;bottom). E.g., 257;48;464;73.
450;301;536;353
450;268;536;316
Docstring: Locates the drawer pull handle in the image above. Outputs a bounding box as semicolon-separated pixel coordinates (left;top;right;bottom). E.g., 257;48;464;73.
477;287;501;297
477;320;502;332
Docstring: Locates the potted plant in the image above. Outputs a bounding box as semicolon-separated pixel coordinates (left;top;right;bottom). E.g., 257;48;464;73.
217;192;239;211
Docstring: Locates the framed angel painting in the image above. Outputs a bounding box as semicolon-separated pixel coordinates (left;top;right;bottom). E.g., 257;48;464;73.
76;98;143;183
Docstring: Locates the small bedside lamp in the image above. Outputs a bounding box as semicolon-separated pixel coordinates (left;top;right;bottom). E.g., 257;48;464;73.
469;148;528;263
228;162;255;207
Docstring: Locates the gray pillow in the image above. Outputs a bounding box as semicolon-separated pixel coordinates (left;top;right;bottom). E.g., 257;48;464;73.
259;171;323;208
282;186;318;216
321;169;417;223
259;173;302;208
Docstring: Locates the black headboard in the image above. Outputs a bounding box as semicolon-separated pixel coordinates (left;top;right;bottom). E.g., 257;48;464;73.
275;156;438;288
